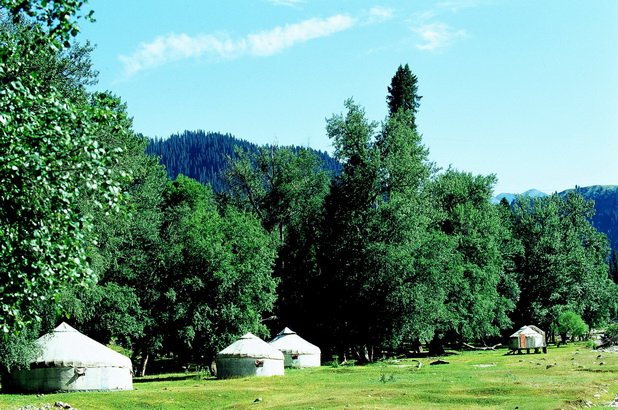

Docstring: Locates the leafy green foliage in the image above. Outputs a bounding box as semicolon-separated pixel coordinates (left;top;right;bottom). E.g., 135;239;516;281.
316;98;439;360
510;192;617;330
0;0;94;47
555;311;588;343
222;145;331;333
421;170;519;353
561;185;618;253
0;52;128;332
157;176;279;364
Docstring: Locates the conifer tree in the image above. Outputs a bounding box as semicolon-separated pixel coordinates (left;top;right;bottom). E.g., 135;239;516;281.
386;64;422;126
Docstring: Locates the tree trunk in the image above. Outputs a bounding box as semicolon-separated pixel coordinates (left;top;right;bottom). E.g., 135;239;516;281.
140;352;149;377
410;339;424;355
428;336;445;356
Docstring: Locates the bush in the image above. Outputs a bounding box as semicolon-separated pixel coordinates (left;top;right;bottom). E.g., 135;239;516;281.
555;311;589;343
602;323;618;347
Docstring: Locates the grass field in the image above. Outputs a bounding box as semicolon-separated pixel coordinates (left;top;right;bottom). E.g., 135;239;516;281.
2;342;618;409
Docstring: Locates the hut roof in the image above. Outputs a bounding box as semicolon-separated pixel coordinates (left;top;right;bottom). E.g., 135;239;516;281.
269;328;321;355
510;325;544;338
32;322;132;368
217;333;284;360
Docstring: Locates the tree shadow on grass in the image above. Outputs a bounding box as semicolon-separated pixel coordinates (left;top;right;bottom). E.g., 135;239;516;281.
133;375;217;383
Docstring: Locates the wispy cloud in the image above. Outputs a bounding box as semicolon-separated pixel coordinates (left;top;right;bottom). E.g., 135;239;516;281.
412;22;468;51
409;1;478;52
248;15;356;56
364;6;395;24
265;0;304;7
436;0;483;12
119;14;356;77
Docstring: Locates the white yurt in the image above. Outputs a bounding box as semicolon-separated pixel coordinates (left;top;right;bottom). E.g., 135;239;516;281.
269;327;321;368
509;325;547;353
215;333;284;379
3;322;133;393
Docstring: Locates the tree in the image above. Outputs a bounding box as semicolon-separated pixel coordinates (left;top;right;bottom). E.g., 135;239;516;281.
555;311;588;344
510;192;617;332
0;40;128;332
222;146;331;332
316;99;437;361
386;64;422;125
0;3;128;374
316;99;381;359
609;250;618;284
425;170;519;353
0;0;94;47
156;176;279;370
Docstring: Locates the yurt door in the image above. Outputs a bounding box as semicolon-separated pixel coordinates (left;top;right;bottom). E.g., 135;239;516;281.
519;333;527;348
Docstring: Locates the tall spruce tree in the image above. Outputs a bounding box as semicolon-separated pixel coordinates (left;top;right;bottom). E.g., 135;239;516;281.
386;64;422;126
317;99;435;361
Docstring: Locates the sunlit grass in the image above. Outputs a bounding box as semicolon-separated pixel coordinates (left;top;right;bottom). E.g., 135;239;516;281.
2;342;618;409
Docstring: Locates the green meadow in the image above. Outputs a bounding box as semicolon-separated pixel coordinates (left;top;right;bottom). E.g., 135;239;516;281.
2;342;618;409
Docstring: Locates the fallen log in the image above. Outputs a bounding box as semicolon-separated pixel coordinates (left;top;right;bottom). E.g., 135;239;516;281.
463;343;502;351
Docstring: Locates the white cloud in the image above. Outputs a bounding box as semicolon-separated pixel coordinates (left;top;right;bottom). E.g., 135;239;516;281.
364;6;395;24
408;1;480;52
412;22;468;51
248;15;356;56
265;0;304;6
437;0;483;13
119;14;356;77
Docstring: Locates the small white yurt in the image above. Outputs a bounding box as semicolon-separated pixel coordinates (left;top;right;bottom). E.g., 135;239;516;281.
509;325;547;353
4;323;133;393
215;333;284;379
269;327;321;368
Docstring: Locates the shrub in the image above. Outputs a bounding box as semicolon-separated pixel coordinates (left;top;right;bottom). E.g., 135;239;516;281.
555;311;589;343
602;323;618;347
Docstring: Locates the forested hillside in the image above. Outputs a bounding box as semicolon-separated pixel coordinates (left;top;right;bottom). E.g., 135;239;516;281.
146;130;340;191
495;186;618;253
150;133;618;254
561;185;618;252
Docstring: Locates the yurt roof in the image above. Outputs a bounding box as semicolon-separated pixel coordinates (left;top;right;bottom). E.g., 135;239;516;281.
32;322;132;368
510;325;543;338
216;333;284;360
269;328;321;355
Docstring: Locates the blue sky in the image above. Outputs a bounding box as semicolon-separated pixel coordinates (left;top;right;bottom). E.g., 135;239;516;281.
77;0;617;195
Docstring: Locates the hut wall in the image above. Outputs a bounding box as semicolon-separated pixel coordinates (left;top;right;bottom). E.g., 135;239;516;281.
5;366;132;393
526;334;543;348
216;357;284;379
283;353;320;368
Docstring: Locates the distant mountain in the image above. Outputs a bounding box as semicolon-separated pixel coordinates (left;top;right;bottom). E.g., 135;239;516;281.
491;189;548;204
145;130;340;192
493;185;618;252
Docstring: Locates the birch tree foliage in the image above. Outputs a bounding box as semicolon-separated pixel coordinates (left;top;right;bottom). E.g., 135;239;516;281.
0;1;128;332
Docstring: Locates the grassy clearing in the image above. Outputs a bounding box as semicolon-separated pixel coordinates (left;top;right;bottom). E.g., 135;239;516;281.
2;342;618;409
